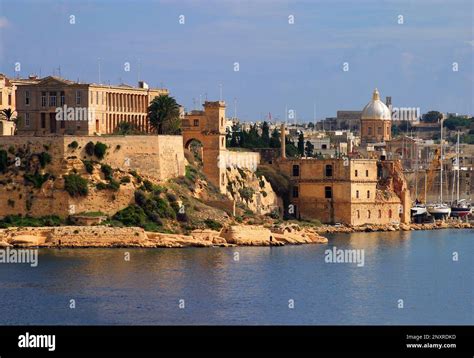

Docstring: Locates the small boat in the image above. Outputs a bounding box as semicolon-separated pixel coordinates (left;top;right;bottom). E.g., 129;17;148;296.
450;199;471;218
411;203;427;217
427;203;451;220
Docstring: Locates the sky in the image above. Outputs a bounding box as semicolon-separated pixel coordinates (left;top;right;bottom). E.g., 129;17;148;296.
0;0;472;121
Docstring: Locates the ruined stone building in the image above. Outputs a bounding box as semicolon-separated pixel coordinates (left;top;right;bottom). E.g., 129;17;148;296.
14;76;168;135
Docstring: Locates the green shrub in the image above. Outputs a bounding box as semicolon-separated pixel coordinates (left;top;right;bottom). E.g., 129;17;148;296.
142;179;154;192
108;179;120;191
101;164;113;180
64;174;89;197
0;150;7;173
0;215;64;228
68;141;79;149
83;160;94;174
8;146;15;155
24;172;50;188
129;170;142;183
134;190;147;206
85;141;95;156
120;176;131;184
38;152;52;168
112;205;148;226
204;219;223;231
239;187;255;202
94;142;107;159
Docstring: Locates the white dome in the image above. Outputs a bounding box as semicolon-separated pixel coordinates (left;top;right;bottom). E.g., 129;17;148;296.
361;89;391;120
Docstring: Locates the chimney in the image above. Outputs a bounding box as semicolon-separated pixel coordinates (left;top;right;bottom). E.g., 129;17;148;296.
280;123;286;159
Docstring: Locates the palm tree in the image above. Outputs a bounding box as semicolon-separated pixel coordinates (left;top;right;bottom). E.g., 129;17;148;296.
147;94;181;135
0;108;16;121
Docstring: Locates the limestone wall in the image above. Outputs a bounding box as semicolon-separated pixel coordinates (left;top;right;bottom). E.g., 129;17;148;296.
0;135;185;218
0;135;185;180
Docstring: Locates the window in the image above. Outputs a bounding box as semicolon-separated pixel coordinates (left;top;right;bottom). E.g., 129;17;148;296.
356;190;359;199
193;119;199;127
41;113;46;128
49;92;57;107
325;164;333;177
41;92;46;107
8;94;11;105
25;91;30;105
25;113;30;127
388;209;392;219
357;210;360;219
292;186;299;198
366;170;369;177
60;91;65;106
76;91;81;105
378;210;382;218
377;126;382;135
292;164;300;177
325;186;332;199
355;170;358;177
96;92;99;105
367;210;371;219
221;117;224;126
367;190;370;199
368;126;372;135
322;144;327;149
0;91;2;105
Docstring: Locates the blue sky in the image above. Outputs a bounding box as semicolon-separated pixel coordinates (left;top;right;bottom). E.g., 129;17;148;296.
0;0;472;121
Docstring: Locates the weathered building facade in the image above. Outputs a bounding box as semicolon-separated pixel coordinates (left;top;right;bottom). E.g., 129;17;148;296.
15;76;168;136
275;157;409;226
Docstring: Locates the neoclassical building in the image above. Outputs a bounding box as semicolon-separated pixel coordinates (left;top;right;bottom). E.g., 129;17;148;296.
15;76;168;136
360;88;392;144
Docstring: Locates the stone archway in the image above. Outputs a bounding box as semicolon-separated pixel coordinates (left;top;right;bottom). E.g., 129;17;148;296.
184;138;204;164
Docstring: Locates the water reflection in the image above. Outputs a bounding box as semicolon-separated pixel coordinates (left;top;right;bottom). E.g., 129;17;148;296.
0;229;472;325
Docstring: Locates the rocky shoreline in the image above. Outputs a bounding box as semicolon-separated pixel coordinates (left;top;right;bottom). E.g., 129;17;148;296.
315;220;473;234
0;221;471;249
0;224;328;249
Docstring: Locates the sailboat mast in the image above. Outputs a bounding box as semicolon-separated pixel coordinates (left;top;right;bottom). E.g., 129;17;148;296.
456;131;460;202
440;119;443;202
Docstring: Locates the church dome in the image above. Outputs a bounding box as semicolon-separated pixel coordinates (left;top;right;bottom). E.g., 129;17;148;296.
361;88;391;120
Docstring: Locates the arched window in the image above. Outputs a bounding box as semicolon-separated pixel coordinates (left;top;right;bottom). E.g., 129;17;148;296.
367;190;370;199
389;209;392;218
378;209;382;218
357;210;360;219
367;210;371;219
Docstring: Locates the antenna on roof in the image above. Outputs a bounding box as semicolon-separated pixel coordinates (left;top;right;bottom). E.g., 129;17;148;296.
58;65;61;78
137;58;141;82
234;97;237;119
98;58;101;84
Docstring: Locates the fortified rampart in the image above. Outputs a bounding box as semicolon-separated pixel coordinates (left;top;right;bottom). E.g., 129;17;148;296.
0;135;185;218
